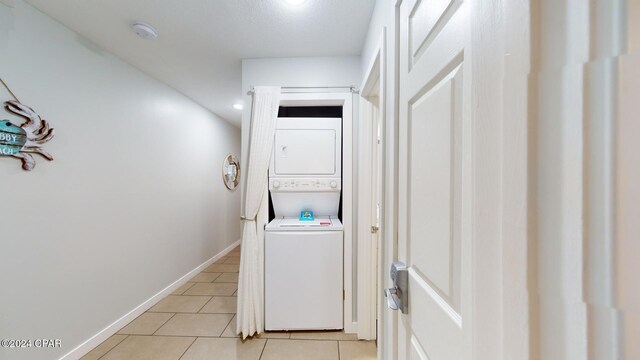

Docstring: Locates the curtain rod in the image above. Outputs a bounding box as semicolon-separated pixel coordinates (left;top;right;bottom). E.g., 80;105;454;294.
246;86;359;95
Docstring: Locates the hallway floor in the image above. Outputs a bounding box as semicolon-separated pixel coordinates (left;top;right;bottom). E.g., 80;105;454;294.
80;246;376;360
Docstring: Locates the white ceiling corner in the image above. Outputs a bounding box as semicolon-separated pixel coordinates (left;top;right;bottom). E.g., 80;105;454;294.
24;0;376;126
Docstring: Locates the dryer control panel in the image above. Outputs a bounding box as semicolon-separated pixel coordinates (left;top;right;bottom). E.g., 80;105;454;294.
269;177;341;192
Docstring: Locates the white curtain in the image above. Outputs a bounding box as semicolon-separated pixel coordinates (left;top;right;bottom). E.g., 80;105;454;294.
236;86;281;339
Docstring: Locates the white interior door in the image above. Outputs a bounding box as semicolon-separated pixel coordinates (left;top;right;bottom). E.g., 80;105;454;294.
397;0;470;359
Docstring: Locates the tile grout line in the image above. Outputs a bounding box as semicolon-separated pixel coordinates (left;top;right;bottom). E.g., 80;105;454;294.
173;282;196;295
112;334;231;339
176;336;198;360
220;314;236;338
199;297;237;315
337;340;341;360
287;338;358;341
210;272;223;282
197;297;214;314
151;313;177;336
258;338;269;360
114;311;146;334
147;311;207;314
183;292;237;297
94;334;128;360
198;296;218;314
151;293;238;299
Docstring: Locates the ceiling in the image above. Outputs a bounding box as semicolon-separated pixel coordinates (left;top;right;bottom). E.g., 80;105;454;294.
24;0;376;126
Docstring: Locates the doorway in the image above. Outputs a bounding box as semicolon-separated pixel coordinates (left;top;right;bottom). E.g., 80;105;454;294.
357;32;385;343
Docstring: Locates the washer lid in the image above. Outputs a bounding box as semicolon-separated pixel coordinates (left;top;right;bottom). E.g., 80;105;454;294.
266;216;344;231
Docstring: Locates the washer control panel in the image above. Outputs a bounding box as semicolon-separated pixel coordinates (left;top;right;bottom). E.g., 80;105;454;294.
269;177;341;192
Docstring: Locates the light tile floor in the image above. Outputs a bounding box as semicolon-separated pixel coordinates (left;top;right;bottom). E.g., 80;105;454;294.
81;246;377;360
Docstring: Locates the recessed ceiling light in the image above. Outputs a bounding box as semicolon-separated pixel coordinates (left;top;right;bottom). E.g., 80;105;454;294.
284;0;306;5
233;103;243;110
131;22;158;40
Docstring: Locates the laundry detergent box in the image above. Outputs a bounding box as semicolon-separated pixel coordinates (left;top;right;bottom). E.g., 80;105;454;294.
299;210;314;221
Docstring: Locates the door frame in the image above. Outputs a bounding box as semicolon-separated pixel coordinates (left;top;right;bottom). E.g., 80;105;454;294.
532;1;630;358
357;28;387;341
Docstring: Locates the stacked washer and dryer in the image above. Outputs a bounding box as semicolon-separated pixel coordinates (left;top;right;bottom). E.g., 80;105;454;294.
265;117;344;331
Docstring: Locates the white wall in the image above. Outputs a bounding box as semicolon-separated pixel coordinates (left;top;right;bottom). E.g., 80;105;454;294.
0;2;240;359
360;0;392;81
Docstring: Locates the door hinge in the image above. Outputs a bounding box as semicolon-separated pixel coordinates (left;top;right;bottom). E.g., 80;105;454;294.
343;290;345;300
371;225;380;234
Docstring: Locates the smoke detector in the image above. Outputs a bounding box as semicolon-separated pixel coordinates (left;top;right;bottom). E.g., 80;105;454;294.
131;22;158;40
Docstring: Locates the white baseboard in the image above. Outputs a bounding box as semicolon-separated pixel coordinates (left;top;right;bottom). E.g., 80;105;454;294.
59;239;241;360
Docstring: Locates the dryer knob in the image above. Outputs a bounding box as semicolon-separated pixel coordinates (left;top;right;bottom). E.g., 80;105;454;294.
273;181;280;188
330;180;338;188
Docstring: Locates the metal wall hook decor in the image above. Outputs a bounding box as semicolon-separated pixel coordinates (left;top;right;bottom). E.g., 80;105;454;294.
0;78;55;171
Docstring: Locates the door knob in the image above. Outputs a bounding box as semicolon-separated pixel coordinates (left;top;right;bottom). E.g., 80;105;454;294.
385;261;408;314
385;288;400;310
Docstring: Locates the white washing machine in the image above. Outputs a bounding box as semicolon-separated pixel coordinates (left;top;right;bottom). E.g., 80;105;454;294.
265;117;344;331
265;216;343;330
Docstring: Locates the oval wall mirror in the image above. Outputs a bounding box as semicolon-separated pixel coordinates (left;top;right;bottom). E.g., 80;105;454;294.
222;154;240;190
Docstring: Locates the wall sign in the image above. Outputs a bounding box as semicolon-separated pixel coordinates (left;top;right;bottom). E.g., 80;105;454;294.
0;120;26;155
0;78;55;171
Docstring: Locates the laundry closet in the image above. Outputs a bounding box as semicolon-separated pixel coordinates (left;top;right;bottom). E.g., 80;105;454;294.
264;100;352;331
